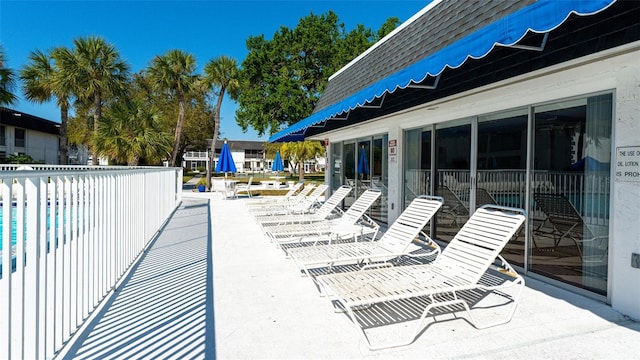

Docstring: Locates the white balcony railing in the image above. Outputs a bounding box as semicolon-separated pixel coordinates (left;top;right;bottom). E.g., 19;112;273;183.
0;165;183;359
183;151;210;159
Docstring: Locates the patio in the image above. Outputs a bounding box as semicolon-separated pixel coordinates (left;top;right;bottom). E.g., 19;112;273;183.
60;191;639;359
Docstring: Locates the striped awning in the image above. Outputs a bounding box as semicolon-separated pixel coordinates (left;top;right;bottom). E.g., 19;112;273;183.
269;0;616;142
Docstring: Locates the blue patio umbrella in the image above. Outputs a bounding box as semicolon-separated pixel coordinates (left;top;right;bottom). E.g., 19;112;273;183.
357;146;370;176
216;141;237;178
272;150;284;173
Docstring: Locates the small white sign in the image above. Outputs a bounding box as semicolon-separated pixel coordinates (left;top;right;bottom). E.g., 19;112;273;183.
615;146;640;182
388;139;397;163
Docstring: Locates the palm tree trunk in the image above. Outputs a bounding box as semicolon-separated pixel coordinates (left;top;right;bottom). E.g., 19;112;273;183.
207;89;225;189
59;102;69;165
298;160;305;181
92;93;101;165
212;87;225;145
170;96;185;167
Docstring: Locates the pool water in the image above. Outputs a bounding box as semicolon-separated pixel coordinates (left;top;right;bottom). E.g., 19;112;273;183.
0;208;20;251
0;206;62;277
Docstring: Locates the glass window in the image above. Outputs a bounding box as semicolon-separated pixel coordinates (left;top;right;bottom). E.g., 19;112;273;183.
371;135;388;223
15;128;25;148
330;142;342;193
343;142;356;207
477;111;528;267
532;94;611;296
435;123;471;243
0;126;5;146
404;128;431;208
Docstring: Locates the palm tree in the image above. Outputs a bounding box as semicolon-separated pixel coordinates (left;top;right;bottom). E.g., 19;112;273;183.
58;36;129;164
280;141;325;181
147;50;197;167
0;46;17;106
202;55;240;187
95;100;172;165
21;48;74;164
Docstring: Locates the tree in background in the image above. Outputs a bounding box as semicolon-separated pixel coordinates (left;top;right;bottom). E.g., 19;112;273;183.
56;36;130;164
67;70;211;166
147;50;197;167
279;141;325;181
201;55;240;188
95;99;171;165
0;46;17;106
21;48;74;164
233;11;400;137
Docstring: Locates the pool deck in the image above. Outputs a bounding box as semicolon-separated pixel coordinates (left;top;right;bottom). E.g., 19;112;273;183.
61;191;640;359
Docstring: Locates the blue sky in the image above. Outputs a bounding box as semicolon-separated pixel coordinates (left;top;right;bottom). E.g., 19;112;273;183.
1;0;426;141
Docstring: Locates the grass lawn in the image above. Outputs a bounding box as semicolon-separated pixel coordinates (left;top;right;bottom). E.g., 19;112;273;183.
182;171;325;188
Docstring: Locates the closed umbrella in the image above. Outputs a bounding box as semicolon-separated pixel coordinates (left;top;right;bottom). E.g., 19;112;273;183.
216;140;237;178
357;146;370;178
272;150;284;173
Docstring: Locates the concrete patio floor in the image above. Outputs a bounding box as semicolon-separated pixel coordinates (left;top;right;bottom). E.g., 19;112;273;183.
62;191;640;359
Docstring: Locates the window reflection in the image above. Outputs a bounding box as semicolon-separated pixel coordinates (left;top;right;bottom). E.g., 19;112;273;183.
532;94;611;296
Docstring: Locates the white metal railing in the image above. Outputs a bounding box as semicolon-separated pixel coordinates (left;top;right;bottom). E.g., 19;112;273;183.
0;165;183;359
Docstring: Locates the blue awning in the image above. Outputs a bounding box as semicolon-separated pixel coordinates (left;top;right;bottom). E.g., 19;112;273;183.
270;0;616;143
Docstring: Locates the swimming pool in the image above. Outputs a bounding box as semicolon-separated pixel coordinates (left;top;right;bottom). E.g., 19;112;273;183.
0;205;74;277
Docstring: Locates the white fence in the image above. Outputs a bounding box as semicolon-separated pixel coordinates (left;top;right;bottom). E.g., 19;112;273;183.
0;166;183;359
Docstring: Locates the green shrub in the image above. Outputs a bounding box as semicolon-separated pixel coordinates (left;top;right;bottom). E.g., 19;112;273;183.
7;154;42;164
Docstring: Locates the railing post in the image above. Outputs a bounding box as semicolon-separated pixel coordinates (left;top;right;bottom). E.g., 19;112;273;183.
23;176;40;359
1;180;13;359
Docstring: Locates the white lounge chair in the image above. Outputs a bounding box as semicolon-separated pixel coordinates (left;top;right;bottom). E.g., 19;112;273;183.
256;185;352;227
249;184;326;217
235;176;254;198
264;189;382;246
287;195;443;278
245;180;303;206
316;205;526;350
247;183;315;213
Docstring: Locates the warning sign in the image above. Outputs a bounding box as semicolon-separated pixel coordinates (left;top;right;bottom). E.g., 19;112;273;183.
615;146;640;182
388;139;397;163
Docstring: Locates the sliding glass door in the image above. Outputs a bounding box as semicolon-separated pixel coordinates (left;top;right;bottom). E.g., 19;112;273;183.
435;121;471;242
331;134;389;223
531;94;611;295
342;142;356;207
404;127;432;208
477;110;528;267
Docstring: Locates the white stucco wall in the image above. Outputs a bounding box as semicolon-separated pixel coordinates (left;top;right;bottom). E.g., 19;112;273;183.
611;64;640;320
0;125;59;164
27;130;59;164
314;42;640;318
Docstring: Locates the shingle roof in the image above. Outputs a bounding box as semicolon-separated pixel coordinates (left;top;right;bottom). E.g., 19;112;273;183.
314;0;536;113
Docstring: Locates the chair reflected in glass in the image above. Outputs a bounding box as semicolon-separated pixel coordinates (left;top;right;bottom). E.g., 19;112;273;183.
533;192;608;261
435;185;469;229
